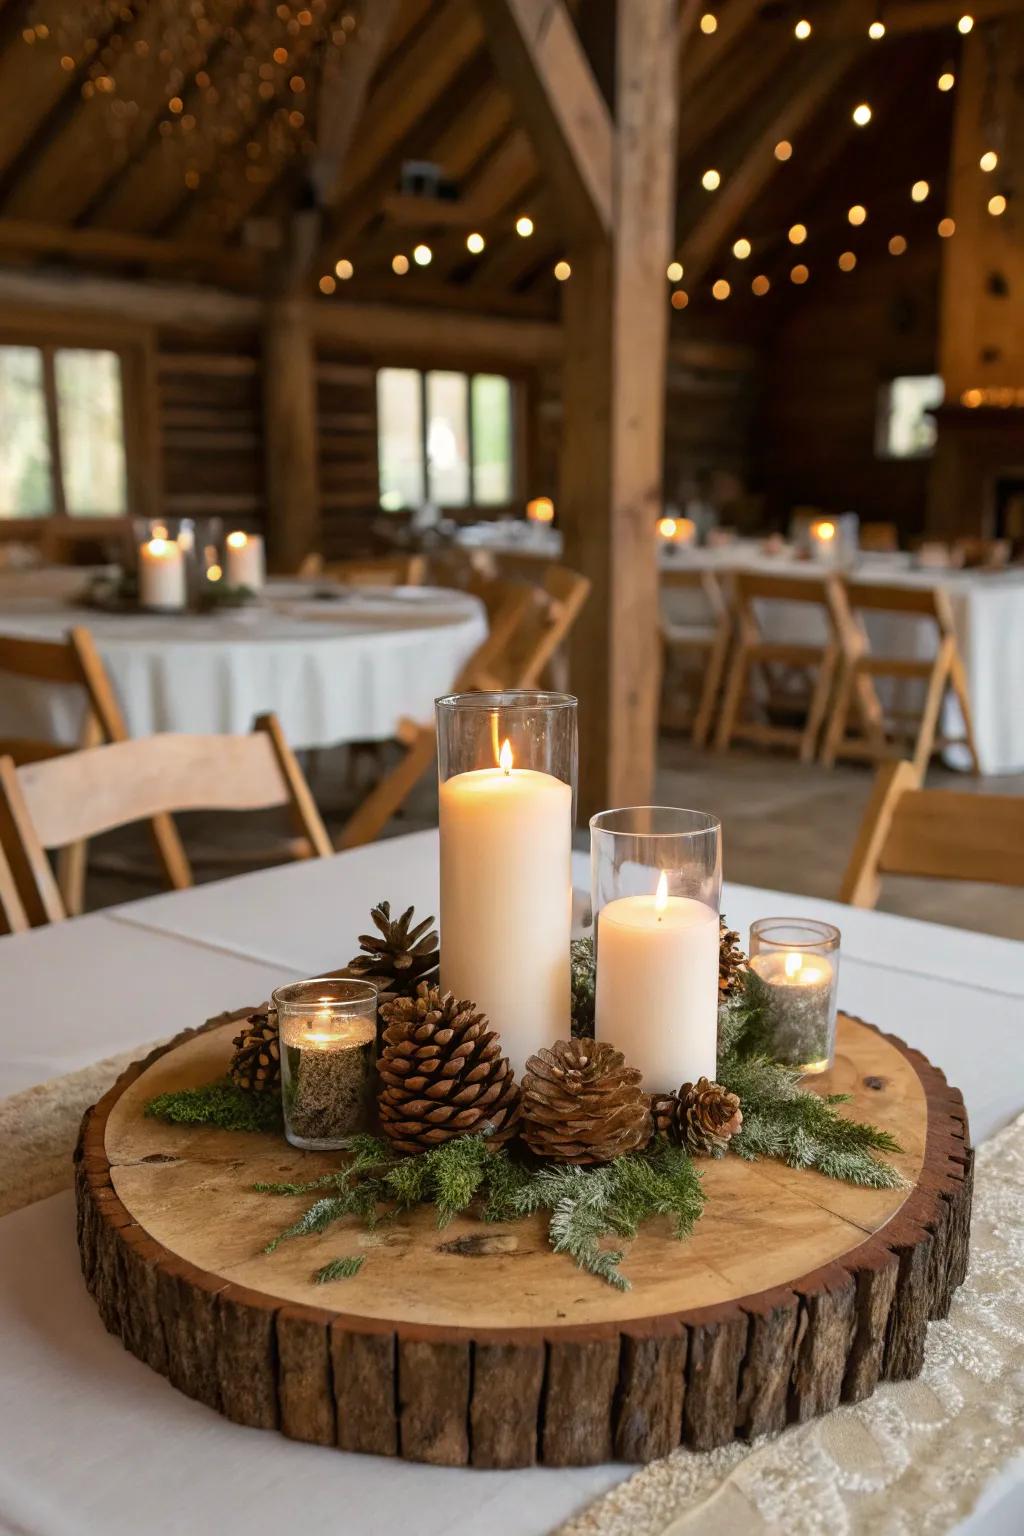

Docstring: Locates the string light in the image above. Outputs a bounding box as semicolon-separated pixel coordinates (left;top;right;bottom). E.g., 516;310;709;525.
515;215;534;237
958;14;974;33
938;217;956;238
702;168;721;190
848;204;867;225
838;251;857;271
988;194;1007;215
774;140;793;161
671;289;689;309
938;71;955;91
794;19;812;39
334;258;353;280
712;278;731;300
666;260;684;281
318;274;335;294
554;260;571;281
751;274;770;295
852;102;872;125
790;263;809;284
413;243;432;266
732;237;751;258
466;232;485;253
391;254;409;274
911;179;930;201
699;13;718;34
788;223;807;244
980;151;999;172
868;20;886;38
888;235;908;255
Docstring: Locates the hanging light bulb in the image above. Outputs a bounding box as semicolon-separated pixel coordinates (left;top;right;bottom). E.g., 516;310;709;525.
670;289;689;309
391;253;409;274
790;263;809;284
911;180;930;202
848;204;867;225
751;274;770;295
554;260;571;280
988;194;1007;216
515;215;534;237
838;251;857;271
413;243;432;266
466;232;485;253
732;237;751;259
958;14;974;33
852;102;872;125
888;234;908;255
699;12;717;34
712;278;731;300
774;139;793;161
666;260;684;281
334;258;353;280
938;217;956;238
938;71;955;91
702;168;721;190
980;150;998;172
868;19;885;39
788;222;807;244
794;19;812;39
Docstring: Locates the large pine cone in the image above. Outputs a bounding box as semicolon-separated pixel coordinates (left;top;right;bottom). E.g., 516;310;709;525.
343;901;440;1002
377;983;520;1154
521;1039;652;1165
651;1077;742;1156
719;917;747;1002
229;1008;280;1093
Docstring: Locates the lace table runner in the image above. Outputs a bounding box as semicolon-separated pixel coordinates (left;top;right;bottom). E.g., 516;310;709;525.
559;1110;1024;1536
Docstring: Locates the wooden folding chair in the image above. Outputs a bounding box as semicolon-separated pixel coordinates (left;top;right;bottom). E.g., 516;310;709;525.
39;516;135;567
820;581;980;777
318;555;427;587
840;759;1024;908
0;627;190;914
0;713;332;929
338;566;591;848
714;572;851;763
659;569;731;748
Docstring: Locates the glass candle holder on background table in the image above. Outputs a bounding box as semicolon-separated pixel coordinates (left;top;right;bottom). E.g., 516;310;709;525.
436;690;576;1078
274;978;378;1150
592;807;721;1093
747;918;841;1073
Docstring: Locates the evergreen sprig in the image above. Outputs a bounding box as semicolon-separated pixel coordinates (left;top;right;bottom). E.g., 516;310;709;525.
570;936;596;1038
145;1080;283;1134
313;1255;364;1284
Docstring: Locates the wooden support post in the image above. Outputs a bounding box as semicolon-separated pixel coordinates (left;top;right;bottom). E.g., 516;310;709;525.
262;298;320;575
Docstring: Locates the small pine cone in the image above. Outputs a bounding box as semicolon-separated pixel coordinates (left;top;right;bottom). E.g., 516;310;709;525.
377;983;520;1155
521;1039;652;1165
649;1092;680;1141
229;1008;280;1093
719;917;747;1002
678;1077;743;1157
343;900;440;1003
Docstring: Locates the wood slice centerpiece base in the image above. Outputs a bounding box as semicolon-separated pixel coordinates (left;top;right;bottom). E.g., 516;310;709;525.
75;1013;972;1468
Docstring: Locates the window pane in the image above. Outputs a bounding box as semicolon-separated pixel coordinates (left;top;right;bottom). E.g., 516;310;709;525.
876;374;944;458
55;348;127;515
426;370;470;506
377;367;424;510
471;374;513;505
0;345;52;518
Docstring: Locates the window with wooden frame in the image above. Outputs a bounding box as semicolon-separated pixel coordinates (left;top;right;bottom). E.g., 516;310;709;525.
376;366;516;513
0;341;132;519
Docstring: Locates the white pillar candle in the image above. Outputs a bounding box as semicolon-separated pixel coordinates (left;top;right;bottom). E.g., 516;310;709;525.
224;531;265;590
439;740;572;1078
138;537;186;611
809;519;840;564
595;874;718;1092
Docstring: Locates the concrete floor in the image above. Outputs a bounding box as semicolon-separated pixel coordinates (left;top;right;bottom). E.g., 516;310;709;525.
81;738;1024;944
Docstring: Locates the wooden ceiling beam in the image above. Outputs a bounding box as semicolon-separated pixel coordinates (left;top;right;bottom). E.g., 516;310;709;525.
0;217;259;283
679;0;763;92
476;0;614;240
676;45;861;287
836;0;1023;33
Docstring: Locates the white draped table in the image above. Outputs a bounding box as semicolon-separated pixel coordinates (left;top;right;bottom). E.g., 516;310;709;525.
1;831;1022;1535
0;573;488;749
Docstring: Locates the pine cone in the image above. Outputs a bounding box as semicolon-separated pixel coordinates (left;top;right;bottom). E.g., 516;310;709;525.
521;1039;652;1165
229;1008;280;1093
343;900;440;1002
660;1077;742;1156
377;983;520;1154
649;1092;680;1141
719;917;747;1002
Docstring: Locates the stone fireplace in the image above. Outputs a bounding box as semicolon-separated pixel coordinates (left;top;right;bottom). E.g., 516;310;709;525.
928;404;1024;538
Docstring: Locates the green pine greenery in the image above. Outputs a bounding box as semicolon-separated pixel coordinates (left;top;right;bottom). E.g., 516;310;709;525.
313;1255;364;1284
144;1080;283;1133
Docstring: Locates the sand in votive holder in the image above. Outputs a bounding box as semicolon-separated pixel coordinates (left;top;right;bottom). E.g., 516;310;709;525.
274;979;377;1151
747;918;840;1073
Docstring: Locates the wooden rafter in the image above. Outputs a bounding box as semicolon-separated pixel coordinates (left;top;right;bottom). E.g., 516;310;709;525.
0;217;260;284
476;0;614;239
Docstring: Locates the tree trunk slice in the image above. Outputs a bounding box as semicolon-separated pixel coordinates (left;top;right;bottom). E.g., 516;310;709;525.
75;1012;972;1468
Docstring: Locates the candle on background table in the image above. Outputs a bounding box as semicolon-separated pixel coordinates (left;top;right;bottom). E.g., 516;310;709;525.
224;531;265;590
440;737;572;1078
809;518;840;564
595;872;719;1092
138;536;186;611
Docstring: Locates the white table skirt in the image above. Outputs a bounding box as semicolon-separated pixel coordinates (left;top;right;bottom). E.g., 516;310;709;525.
0;577;488;750
1;833;1022;1535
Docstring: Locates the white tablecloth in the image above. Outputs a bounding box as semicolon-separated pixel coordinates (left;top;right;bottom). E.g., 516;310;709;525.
1;832;1022;1535
0;574;487;749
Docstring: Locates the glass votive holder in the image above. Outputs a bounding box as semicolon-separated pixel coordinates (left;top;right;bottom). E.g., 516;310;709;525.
747;918;841;1074
591;807;722;1093
436;690;577;1078
274;978;378;1151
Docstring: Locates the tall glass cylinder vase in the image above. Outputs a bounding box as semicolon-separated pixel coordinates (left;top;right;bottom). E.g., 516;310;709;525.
436;690;577;1078
591;807;722;1093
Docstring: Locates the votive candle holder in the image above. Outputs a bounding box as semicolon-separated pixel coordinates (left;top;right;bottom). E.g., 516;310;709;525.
274;978;378;1151
747;918;841;1074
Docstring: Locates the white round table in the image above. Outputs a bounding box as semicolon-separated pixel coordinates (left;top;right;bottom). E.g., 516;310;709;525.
0;573;488;750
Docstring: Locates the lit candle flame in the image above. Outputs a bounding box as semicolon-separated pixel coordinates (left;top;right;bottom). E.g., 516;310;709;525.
814;520;836;542
226;530;248;549
784;952;802;979
655;871;669;916
499;738;513;775
657;516;679;540
148;537;170;556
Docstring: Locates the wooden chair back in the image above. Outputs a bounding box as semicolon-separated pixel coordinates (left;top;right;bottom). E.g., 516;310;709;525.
318;555;426;587
0;713;331;929
468;564;591;690
39;516;135;567
840;760;1024;907
660;567;730;623
659;569;731;747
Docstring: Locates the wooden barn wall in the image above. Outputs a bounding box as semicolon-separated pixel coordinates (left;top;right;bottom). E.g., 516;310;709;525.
753;243;940;538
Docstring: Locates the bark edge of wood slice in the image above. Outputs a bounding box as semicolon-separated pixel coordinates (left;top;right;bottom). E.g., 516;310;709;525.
75;1011;972;1468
